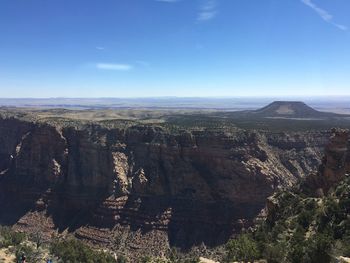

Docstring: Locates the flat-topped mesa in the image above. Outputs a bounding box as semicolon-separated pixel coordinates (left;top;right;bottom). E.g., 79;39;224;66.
252;101;339;118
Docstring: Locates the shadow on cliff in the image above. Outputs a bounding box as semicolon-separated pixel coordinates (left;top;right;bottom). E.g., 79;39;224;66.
0;182;99;233
0;184;45;226
0;181;266;250
169;200;265;249
109;195;266;250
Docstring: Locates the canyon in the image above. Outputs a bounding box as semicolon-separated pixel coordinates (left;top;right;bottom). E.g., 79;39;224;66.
0;105;336;258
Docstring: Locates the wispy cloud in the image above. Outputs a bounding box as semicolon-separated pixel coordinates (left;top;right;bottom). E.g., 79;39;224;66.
96;63;133;71
96;46;105;50
301;0;347;31
335;24;348;31
197;0;218;22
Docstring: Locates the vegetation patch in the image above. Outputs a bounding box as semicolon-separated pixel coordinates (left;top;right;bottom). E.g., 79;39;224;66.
222;175;350;263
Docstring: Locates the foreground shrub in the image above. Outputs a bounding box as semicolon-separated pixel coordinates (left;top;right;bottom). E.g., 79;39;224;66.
302;232;332;263
0;226;26;248
117;255;128;263
15;244;36;262
263;241;287;263
224;234;260;262
50;238;116;263
139;255;199;263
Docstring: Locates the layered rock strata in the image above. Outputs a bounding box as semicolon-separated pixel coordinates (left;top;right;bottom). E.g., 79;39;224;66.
0;116;329;250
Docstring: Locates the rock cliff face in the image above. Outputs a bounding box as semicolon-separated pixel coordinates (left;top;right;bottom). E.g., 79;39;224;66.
262;129;350;262
0;115;329;253
303;129;350;195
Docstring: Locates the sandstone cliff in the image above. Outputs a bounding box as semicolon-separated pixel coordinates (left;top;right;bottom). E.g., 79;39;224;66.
0;114;329;256
303;129;350;195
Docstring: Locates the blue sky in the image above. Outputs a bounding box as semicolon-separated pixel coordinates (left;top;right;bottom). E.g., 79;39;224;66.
0;0;349;98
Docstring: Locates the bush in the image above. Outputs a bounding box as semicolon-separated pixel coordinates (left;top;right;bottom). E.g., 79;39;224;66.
271;222;286;240
287;226;306;263
15;244;36;262
342;235;350;256
140;256;153;263
302;232;332;263
117;255;128;263
139;255;199;263
305;199;317;210
297;210;314;229
29;230;44;249
0;226;26;248
139;256;169;263
224;234;260;262
50;238;116;263
181;258;200;263
339;197;350;212
263;242;287;263
253;225;269;253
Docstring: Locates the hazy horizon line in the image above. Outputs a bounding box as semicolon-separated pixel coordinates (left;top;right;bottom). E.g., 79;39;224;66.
1;95;350;100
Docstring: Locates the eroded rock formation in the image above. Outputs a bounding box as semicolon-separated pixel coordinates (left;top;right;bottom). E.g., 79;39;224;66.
0;115;329;254
303;128;350;195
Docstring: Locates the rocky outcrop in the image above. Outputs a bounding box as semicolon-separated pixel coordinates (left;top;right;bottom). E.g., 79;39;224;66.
303;128;350;195
261;130;350;262
0;115;329;252
266;129;350;224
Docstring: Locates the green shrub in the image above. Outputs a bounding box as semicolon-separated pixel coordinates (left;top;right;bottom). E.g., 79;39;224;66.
50;238;116;263
139;256;169;263
29;230;44;249
263;241;287;263
224;234;260;262
297;210;314;229
138;254;199;263
140;256;153;263
0;226;26;248
287;226;306;263
15;244;36;262
271;222;286;239
339;198;350;212
341;239;350;257
305;199;317;210
324;199;340;216
117;255;128;263
253;224;269;253
302;232;332;263
181;258;200;263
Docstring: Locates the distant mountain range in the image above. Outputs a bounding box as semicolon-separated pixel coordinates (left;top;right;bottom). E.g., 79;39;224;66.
1;98;350;114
